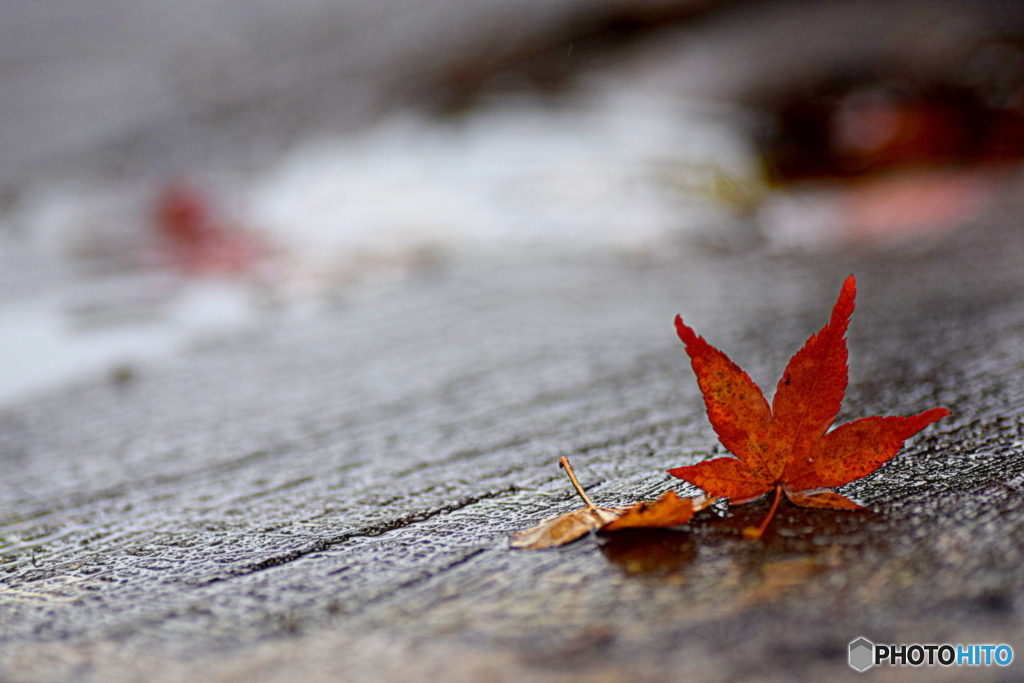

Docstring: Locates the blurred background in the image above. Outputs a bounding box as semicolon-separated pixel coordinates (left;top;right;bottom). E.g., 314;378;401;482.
3;0;1024;403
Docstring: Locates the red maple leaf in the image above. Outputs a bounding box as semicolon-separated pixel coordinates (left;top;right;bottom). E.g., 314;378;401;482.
669;275;949;539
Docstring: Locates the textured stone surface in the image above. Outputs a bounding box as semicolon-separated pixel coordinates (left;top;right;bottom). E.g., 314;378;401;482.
5;2;1024;679
1;210;1024;680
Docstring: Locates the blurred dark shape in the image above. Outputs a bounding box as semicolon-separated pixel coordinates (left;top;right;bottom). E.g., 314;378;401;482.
154;182;266;275
432;0;726;112
763;40;1024;182
110;364;136;387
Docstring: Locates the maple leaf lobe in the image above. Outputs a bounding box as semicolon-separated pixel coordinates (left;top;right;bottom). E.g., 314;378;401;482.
667;457;771;503
783;407;951;491
673;315;775;479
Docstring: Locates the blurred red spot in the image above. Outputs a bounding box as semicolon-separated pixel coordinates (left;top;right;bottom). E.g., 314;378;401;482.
154;183;265;275
831;94;971;172
839;170;993;242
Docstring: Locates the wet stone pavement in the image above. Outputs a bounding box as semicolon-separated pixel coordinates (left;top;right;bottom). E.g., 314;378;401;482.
1;213;1024;681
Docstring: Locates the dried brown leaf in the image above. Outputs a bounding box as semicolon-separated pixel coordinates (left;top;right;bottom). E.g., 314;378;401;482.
601;492;715;532
510;506;622;550
511;457;713;549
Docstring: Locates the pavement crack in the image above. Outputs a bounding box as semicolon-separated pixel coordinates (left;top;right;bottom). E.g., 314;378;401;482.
350;485;520;539
204;486;518;584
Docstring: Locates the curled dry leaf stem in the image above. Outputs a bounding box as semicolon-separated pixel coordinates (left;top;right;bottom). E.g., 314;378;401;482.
559;456;597;511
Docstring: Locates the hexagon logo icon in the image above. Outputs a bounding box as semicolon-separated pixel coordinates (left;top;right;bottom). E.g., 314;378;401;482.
849;637;875;672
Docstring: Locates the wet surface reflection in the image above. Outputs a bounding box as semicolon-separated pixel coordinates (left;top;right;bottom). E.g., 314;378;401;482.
600;497;877;591
599;529;698;577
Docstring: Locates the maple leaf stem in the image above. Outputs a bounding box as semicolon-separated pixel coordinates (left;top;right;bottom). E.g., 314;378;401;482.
744;486;783;541
559;456;597;511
